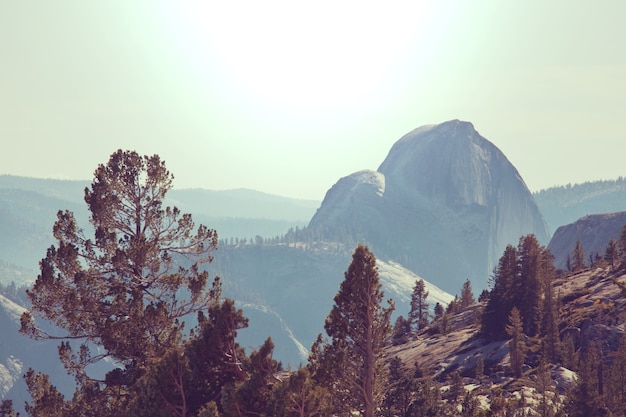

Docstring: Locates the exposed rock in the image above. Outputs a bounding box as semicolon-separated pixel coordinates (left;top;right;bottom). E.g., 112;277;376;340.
548;211;626;270
387;265;626;414
310;120;550;293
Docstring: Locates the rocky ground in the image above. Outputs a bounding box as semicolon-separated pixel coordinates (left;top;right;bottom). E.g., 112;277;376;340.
385;265;626;414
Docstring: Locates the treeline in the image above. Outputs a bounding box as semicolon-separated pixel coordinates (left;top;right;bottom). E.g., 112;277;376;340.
218;224;360;257
0;280;30;306
533;176;626;201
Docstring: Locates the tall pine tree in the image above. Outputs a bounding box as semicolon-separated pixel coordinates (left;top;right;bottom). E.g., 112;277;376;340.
572;238;586;272
20;150;220;416
318;245;394;417
409;279;429;331
506;307;526;378
482;244;519;340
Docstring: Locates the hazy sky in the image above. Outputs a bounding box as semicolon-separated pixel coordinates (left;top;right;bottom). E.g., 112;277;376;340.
1;1;625;200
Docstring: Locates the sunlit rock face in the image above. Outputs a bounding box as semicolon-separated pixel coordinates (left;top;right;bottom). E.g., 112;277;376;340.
310;120;550;292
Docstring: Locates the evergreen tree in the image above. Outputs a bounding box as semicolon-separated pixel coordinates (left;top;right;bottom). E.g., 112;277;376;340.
474;357;484;380
392;315;411;345
447;371;464;404
461;390;481;417
482;244;519;340
572;238;586;272
183;298;249;414
540;248;559;363
606;336;626;416
0;400;17;417
433;302;444;321
478;289;490;303
604;238;619;271
19;150;220;416
619;223;626;269
382;357;414;417
446;295;461;315
517;234;544;337
567;343;606;417
409;279;429;331
318;245;394;417
536;361;557;417
272;367;331;417
561;333;578;372
460;279;475;309
506;307;526;378
221;338;279;417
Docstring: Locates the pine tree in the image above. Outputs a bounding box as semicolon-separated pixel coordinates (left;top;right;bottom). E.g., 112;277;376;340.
382;357;415;417
447;371;464;404
572;238;586;272
506;307;526;378
606;336;626;415
536;361;557;417
183;298;249;413
19;150;220;416
222;338;279;417
482;244;519;340
540;248;559;362
272;367;331;417
604;238;619;271
318;245;394;417
620;223;626;269
568;343;605;417
392;315;411;345
409;279;429;331
0;401;17;417
474;357;484;380
518;234;544;337
460;279;475;309
561;333;578;372
433;302;444;321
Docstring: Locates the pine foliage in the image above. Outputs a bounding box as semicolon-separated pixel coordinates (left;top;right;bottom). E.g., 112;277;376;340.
316;244;394;417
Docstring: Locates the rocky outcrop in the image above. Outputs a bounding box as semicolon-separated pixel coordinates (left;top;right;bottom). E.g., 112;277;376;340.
310;120;550;292
548;211;626;270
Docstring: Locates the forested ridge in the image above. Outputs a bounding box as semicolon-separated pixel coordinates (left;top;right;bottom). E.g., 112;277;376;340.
3;150;626;417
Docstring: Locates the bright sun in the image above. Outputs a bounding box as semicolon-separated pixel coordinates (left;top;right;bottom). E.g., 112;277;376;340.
161;2;438;114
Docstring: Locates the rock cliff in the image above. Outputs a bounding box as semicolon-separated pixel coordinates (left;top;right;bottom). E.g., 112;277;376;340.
310;120;550;292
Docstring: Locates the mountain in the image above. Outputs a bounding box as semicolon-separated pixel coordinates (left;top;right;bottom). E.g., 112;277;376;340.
309;120;550;293
0;175;319;276
534;177;626;233
548;211;626;270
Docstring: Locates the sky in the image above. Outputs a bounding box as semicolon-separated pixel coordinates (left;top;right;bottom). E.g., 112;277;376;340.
1;1;625;201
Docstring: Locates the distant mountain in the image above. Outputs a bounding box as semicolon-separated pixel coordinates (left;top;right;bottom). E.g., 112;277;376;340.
0;175;319;275
534;177;626;234
547;211;626;270
309;120;550;293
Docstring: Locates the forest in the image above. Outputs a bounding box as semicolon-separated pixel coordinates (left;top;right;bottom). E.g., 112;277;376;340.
3;150;626;417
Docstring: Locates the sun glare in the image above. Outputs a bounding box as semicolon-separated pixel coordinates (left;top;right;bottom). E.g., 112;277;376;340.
160;2;437;115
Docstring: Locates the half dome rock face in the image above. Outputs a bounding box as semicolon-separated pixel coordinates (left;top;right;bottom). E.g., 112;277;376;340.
310;120;550;293
378;121;496;207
